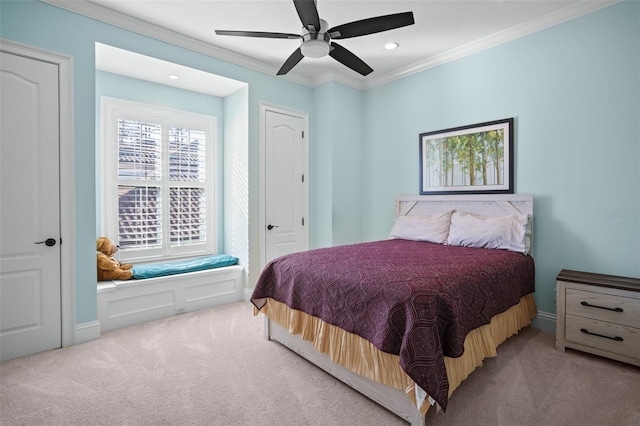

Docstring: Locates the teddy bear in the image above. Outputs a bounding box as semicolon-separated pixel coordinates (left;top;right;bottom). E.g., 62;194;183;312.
96;236;133;281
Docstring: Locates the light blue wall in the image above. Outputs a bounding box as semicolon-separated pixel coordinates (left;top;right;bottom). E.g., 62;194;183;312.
0;0;314;324
1;0;637;328
311;83;334;248
95;70;227;252
362;1;640;314
312;81;364;246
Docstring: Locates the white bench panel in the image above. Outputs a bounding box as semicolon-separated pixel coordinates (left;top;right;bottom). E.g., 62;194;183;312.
97;265;245;332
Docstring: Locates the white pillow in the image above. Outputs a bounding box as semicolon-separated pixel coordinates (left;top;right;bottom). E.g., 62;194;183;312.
388;210;453;244
447;211;530;254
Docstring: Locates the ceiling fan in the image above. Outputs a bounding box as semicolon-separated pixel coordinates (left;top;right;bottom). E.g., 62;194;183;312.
215;0;415;76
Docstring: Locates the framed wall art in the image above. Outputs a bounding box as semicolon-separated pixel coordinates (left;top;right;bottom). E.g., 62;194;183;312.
419;118;514;195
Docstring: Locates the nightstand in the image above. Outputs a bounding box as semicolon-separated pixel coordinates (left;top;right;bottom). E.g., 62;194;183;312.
556;269;640;366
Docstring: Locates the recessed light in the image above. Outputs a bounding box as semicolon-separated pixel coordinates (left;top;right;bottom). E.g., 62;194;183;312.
384;42;399;50
168;74;179;80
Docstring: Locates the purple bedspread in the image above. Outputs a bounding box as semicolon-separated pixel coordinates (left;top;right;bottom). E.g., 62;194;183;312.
251;239;535;410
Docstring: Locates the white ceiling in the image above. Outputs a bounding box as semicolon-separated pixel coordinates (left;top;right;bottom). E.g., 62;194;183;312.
48;0;619;90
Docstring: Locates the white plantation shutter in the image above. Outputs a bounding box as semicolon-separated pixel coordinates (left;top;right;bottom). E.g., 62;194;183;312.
102;98;215;262
168;127;207;247
117;119;163;249
169;128;206;182
118;119;162;181
118;185;162;249
169;187;206;246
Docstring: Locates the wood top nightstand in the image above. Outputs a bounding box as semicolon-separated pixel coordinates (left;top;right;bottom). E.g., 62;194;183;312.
556;269;640;366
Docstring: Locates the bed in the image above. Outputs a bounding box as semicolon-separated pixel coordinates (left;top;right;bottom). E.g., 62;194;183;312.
251;194;536;425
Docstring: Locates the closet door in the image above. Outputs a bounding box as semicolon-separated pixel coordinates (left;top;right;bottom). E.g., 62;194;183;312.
264;108;308;264
0;50;62;361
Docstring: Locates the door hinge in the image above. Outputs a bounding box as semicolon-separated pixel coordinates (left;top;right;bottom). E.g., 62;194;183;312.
302;217;305;226
302;174;304;183
301;131;304;138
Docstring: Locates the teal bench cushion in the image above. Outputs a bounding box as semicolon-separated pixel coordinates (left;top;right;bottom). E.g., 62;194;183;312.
131;255;239;279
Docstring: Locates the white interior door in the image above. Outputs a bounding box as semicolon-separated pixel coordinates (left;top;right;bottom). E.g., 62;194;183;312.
264;109;308;263
0;51;62;361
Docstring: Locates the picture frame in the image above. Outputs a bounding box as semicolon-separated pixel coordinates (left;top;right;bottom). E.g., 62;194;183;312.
419;118;514;195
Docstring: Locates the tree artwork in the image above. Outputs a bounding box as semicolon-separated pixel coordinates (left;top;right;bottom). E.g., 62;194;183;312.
419;118;513;194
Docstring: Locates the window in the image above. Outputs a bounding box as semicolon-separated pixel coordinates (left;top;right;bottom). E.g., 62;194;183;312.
102;98;215;262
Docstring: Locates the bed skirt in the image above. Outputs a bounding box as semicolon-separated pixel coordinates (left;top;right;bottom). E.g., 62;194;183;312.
256;293;537;415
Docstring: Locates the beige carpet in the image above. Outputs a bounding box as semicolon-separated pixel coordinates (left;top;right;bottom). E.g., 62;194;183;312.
1;301;638;426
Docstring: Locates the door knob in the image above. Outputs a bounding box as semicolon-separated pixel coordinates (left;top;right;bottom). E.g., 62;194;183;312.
34;238;57;247
267;224;279;230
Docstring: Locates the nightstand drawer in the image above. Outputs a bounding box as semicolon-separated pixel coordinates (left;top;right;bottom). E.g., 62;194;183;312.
566;288;639;327
565;314;640;360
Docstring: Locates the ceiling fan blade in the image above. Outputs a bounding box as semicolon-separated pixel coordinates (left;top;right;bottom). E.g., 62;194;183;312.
329;12;415;39
277;47;305;75
293;0;321;32
329;42;373;76
215;30;300;39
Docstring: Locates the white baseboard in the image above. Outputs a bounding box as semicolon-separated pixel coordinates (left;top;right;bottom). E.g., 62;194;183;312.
74;320;101;345
97;265;245;332
531;310;556;334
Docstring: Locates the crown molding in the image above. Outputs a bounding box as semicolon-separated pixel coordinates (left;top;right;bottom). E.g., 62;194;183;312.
311;70;365;91
42;0;620;93
363;0;621;90
41;0;314;88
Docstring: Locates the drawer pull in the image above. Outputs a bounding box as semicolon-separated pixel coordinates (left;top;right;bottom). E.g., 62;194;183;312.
580;301;623;312
580;328;623;342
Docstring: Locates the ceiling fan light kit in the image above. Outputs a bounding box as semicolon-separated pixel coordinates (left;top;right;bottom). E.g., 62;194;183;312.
215;0;414;76
301;40;330;58
301;19;330;58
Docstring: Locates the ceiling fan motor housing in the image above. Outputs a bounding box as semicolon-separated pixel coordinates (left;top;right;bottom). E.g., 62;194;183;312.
301;19;331;58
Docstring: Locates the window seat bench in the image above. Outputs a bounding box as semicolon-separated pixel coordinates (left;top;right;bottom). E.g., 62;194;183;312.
97;263;245;332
